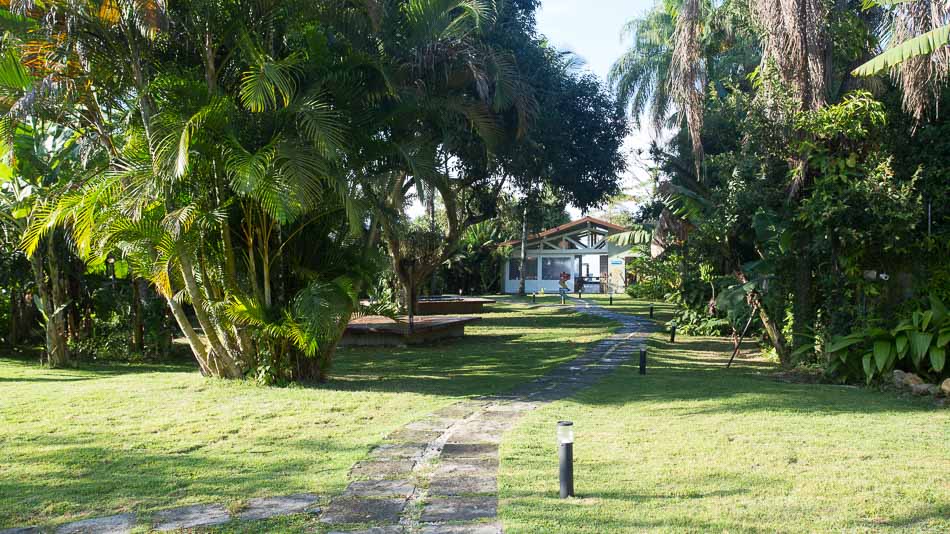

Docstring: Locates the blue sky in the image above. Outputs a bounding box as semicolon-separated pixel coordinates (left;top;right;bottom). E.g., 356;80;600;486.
536;0;660;216
537;0;653;85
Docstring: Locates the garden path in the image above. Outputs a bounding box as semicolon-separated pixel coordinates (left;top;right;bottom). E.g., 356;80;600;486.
322;299;655;534
1;300;653;534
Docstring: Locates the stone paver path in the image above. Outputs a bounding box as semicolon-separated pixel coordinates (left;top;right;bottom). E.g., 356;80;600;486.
2;299;651;534
322;299;654;533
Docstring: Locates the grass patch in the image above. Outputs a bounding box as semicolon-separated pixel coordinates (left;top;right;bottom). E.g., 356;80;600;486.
0;300;616;530
499;330;950;532
495;292;677;325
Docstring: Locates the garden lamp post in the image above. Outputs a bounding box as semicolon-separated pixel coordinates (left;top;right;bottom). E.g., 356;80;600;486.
639;347;647;375
557;421;575;498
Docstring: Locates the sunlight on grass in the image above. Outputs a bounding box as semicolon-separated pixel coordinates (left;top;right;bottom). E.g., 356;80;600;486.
0;301;617;529
499;331;950;533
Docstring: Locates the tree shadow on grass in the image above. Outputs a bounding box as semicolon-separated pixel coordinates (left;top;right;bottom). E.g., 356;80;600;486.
499;471;781;533
568;335;940;415
0;435;361;528
326;334;594;398
0;360;197;382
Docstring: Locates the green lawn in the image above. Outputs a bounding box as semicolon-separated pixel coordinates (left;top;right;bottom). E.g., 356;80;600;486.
499;331;950;533
0;300;616;530
5;297;948;533
495;292;676;325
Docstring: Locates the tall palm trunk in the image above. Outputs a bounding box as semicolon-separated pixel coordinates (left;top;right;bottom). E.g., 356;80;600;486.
671;0;705;180
753;0;829;363
518;204;528;296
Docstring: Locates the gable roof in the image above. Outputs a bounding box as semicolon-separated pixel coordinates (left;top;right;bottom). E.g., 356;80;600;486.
500;216;627;247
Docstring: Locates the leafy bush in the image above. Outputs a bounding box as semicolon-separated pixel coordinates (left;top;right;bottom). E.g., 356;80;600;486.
624;251;679;300
826;295;949;383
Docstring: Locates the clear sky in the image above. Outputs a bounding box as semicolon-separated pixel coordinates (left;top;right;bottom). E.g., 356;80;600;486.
536;0;660;217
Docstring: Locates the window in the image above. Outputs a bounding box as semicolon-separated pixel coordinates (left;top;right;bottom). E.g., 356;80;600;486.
542;257;574;280
509;258;538;281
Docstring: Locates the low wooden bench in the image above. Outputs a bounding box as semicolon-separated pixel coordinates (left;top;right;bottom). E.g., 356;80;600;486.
340;315;481;347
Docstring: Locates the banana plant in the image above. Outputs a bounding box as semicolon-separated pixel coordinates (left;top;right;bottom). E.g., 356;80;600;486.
827;295;949;383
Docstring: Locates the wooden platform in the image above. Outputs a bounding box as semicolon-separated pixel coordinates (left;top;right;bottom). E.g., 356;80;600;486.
416;297;496;315
340;315;481;347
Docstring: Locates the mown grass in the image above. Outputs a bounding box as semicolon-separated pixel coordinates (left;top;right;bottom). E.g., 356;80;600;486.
0;300;617;531
496;292;676;325
499;328;950;533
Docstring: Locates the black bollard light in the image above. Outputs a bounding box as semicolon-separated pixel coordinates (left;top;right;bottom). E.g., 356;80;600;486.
639;348;647;375
557;421;575;498
609;291;613;305
532;292;536;304
670;324;676;343
649;304;654;319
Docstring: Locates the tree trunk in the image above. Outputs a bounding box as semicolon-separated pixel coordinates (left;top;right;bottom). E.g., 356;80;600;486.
737;271;791;366
131;278;144;352
178;254;243;378
518;204;528;296
165;294;212;375
759;301;791;366
8;287;19;346
30;244;68;367
791;231;814;364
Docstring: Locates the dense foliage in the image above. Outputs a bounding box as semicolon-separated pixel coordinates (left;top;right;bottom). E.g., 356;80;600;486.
0;0;627;382
614;0;950;384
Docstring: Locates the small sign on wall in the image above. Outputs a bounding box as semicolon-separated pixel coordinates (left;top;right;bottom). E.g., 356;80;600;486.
610;259;623;266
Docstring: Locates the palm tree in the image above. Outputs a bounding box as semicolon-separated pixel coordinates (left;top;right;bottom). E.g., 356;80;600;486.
853;0;950;123
611;0;718;181
609;3;677;132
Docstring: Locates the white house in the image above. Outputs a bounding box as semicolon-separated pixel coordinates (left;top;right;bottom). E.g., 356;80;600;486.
501;216;636;294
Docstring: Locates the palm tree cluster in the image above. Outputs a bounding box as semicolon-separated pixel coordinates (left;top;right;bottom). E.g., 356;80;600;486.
0;0;627;381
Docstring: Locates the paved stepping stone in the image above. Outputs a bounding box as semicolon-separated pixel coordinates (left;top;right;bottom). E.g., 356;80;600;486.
429;475;496;496
434;458;498;477
430;405;478;418
344;479;415;498
350;459;415;479
55;513;134;534
319;497;406;524
420;497;497;523
152;504;230;531
386;428;441;443
446;430;502;444
484;401;537;413
369;443;427;459
406;418;457;432
237;494;320;521
0;528;40;534
441;443;498;459
329;527;405;534
420;524;502;534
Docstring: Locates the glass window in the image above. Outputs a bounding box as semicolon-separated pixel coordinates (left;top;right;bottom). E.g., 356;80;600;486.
542;257;574;280
509;258;538;280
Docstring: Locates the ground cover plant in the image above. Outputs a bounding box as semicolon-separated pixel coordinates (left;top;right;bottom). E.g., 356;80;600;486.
0;300;616;530
499;329;950;533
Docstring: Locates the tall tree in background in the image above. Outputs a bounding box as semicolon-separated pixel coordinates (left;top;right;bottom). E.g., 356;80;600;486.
853;0;950;123
670;0;706;180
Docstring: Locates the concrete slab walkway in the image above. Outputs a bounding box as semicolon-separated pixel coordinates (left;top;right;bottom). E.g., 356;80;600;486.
322;299;654;533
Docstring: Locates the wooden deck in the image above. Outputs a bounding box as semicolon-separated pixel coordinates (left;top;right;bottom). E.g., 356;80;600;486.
415;297;496;315
340;315;481;347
